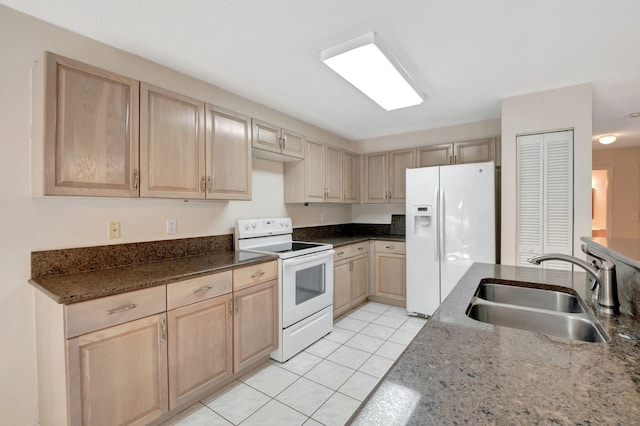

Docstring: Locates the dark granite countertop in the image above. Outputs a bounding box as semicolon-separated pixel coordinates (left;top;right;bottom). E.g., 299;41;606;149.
29;251;276;304
352;263;640;425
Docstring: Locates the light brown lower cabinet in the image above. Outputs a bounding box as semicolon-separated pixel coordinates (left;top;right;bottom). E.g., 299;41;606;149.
233;279;279;372
167;295;233;409
67;313;169;426
372;241;406;307
34;261;278;426
333;242;370;318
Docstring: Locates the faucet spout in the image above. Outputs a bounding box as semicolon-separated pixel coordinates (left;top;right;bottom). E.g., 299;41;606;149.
527;253;601;283
527;252;619;315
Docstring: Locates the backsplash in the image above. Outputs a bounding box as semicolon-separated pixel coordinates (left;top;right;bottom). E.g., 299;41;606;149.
293;216;406;240
31;234;232;277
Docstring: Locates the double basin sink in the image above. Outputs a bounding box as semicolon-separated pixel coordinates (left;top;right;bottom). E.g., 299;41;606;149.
466;279;609;343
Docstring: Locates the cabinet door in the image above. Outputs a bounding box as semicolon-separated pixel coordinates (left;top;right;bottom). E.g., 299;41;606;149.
453;138;495;164
364;152;388;203
417;144;453;167
281;128;305;159
350;254;369;307
234;280;278;373
42;52;139;197
333;259;351;318
167;295;233;408
140;83;205;198
374;253;406;304
251;119;281;154
205;105;252;200
343;151;360;203
325;146;343;202
388;149;415;203
305;140;326;202
67;313;168;426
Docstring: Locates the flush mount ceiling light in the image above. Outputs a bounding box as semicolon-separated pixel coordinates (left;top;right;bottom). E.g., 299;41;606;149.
598;135;617;144
321;32;423;111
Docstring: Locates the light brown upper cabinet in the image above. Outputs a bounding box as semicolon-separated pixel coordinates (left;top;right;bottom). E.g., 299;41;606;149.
38;52;140;197
140;83;206;199
364;149;415;204
251;119;305;161
205;105;252;200
343;151;360;203
140;84;252;200
417;138;497;167
284;140;342;203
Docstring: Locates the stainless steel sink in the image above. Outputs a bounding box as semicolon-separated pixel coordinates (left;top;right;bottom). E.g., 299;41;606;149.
466;280;609;343
476;282;585;313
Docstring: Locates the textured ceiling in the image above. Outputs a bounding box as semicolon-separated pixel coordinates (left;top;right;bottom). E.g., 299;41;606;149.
2;0;640;148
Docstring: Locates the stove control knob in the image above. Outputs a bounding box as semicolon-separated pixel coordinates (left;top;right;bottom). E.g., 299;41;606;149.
251;223;257;229
244;223;250;230
280;220;286;227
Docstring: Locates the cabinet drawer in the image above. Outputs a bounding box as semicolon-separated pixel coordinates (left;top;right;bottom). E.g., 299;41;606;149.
374;240;406;255
65;285;166;338
350;241;370;256
233;261;278;291
167;271;232;310
333;245;351;262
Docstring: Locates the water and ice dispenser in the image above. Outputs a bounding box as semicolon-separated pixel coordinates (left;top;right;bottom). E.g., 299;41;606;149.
412;205;432;236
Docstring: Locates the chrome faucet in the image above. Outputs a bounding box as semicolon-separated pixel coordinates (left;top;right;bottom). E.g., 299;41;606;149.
527;245;619;315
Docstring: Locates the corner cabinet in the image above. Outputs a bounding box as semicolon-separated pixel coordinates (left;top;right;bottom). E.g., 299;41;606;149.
36;52;140;197
284;140;343;203
343;151;360;203
417;138;497;167
365;149;415;204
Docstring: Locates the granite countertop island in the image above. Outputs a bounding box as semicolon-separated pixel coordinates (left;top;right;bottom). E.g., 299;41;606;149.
351;263;640;424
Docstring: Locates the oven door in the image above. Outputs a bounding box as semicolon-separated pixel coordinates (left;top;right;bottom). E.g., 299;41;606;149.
281;249;334;328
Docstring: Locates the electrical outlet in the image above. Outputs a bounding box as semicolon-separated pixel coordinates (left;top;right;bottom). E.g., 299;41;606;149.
109;221;121;239
167;218;177;234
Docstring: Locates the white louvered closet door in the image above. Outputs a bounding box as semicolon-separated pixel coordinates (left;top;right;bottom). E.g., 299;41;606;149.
516;130;573;270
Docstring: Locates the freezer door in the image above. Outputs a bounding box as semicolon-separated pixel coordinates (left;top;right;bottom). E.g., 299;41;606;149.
405;167;440;316
439;162;495;303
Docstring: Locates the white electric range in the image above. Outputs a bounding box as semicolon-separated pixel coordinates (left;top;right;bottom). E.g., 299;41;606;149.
235;218;334;362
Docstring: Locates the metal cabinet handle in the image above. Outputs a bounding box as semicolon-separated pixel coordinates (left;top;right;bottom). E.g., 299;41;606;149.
358;247;364;251
385;245;394;249
337;251;344;256
207;175;213;193
282;134;287;150
235;295;239;314
201;176;206;192
107;304;136;315
132;168;139;190
160;316;166;343
454;155;457;164
193;284;214;294
228;296;233;317
251;271;265;279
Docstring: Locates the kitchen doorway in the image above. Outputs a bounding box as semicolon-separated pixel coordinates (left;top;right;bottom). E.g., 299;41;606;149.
591;168;610;237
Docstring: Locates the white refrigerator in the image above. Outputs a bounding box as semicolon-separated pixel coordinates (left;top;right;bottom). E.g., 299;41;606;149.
406;161;495;316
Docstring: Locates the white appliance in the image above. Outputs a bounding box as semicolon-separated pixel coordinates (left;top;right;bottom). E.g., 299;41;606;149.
235;218;334;362
406;162;495;317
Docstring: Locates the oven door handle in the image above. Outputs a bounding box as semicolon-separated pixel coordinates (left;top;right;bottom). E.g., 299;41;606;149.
283;249;335;267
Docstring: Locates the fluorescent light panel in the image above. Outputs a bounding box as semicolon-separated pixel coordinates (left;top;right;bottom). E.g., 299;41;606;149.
321;32;423;111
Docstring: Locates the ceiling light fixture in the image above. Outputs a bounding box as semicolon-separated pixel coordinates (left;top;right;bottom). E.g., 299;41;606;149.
321;32;423;111
598;135;617;144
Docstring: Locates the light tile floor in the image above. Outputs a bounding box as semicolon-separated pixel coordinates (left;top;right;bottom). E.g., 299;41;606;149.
162;302;427;426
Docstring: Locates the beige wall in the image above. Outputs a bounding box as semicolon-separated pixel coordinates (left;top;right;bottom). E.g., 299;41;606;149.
0;6;354;425
501;83;593;265
593;146;640;238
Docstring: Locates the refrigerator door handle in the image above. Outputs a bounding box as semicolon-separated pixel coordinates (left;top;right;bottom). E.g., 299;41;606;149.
435;188;440;262
440;188;445;263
